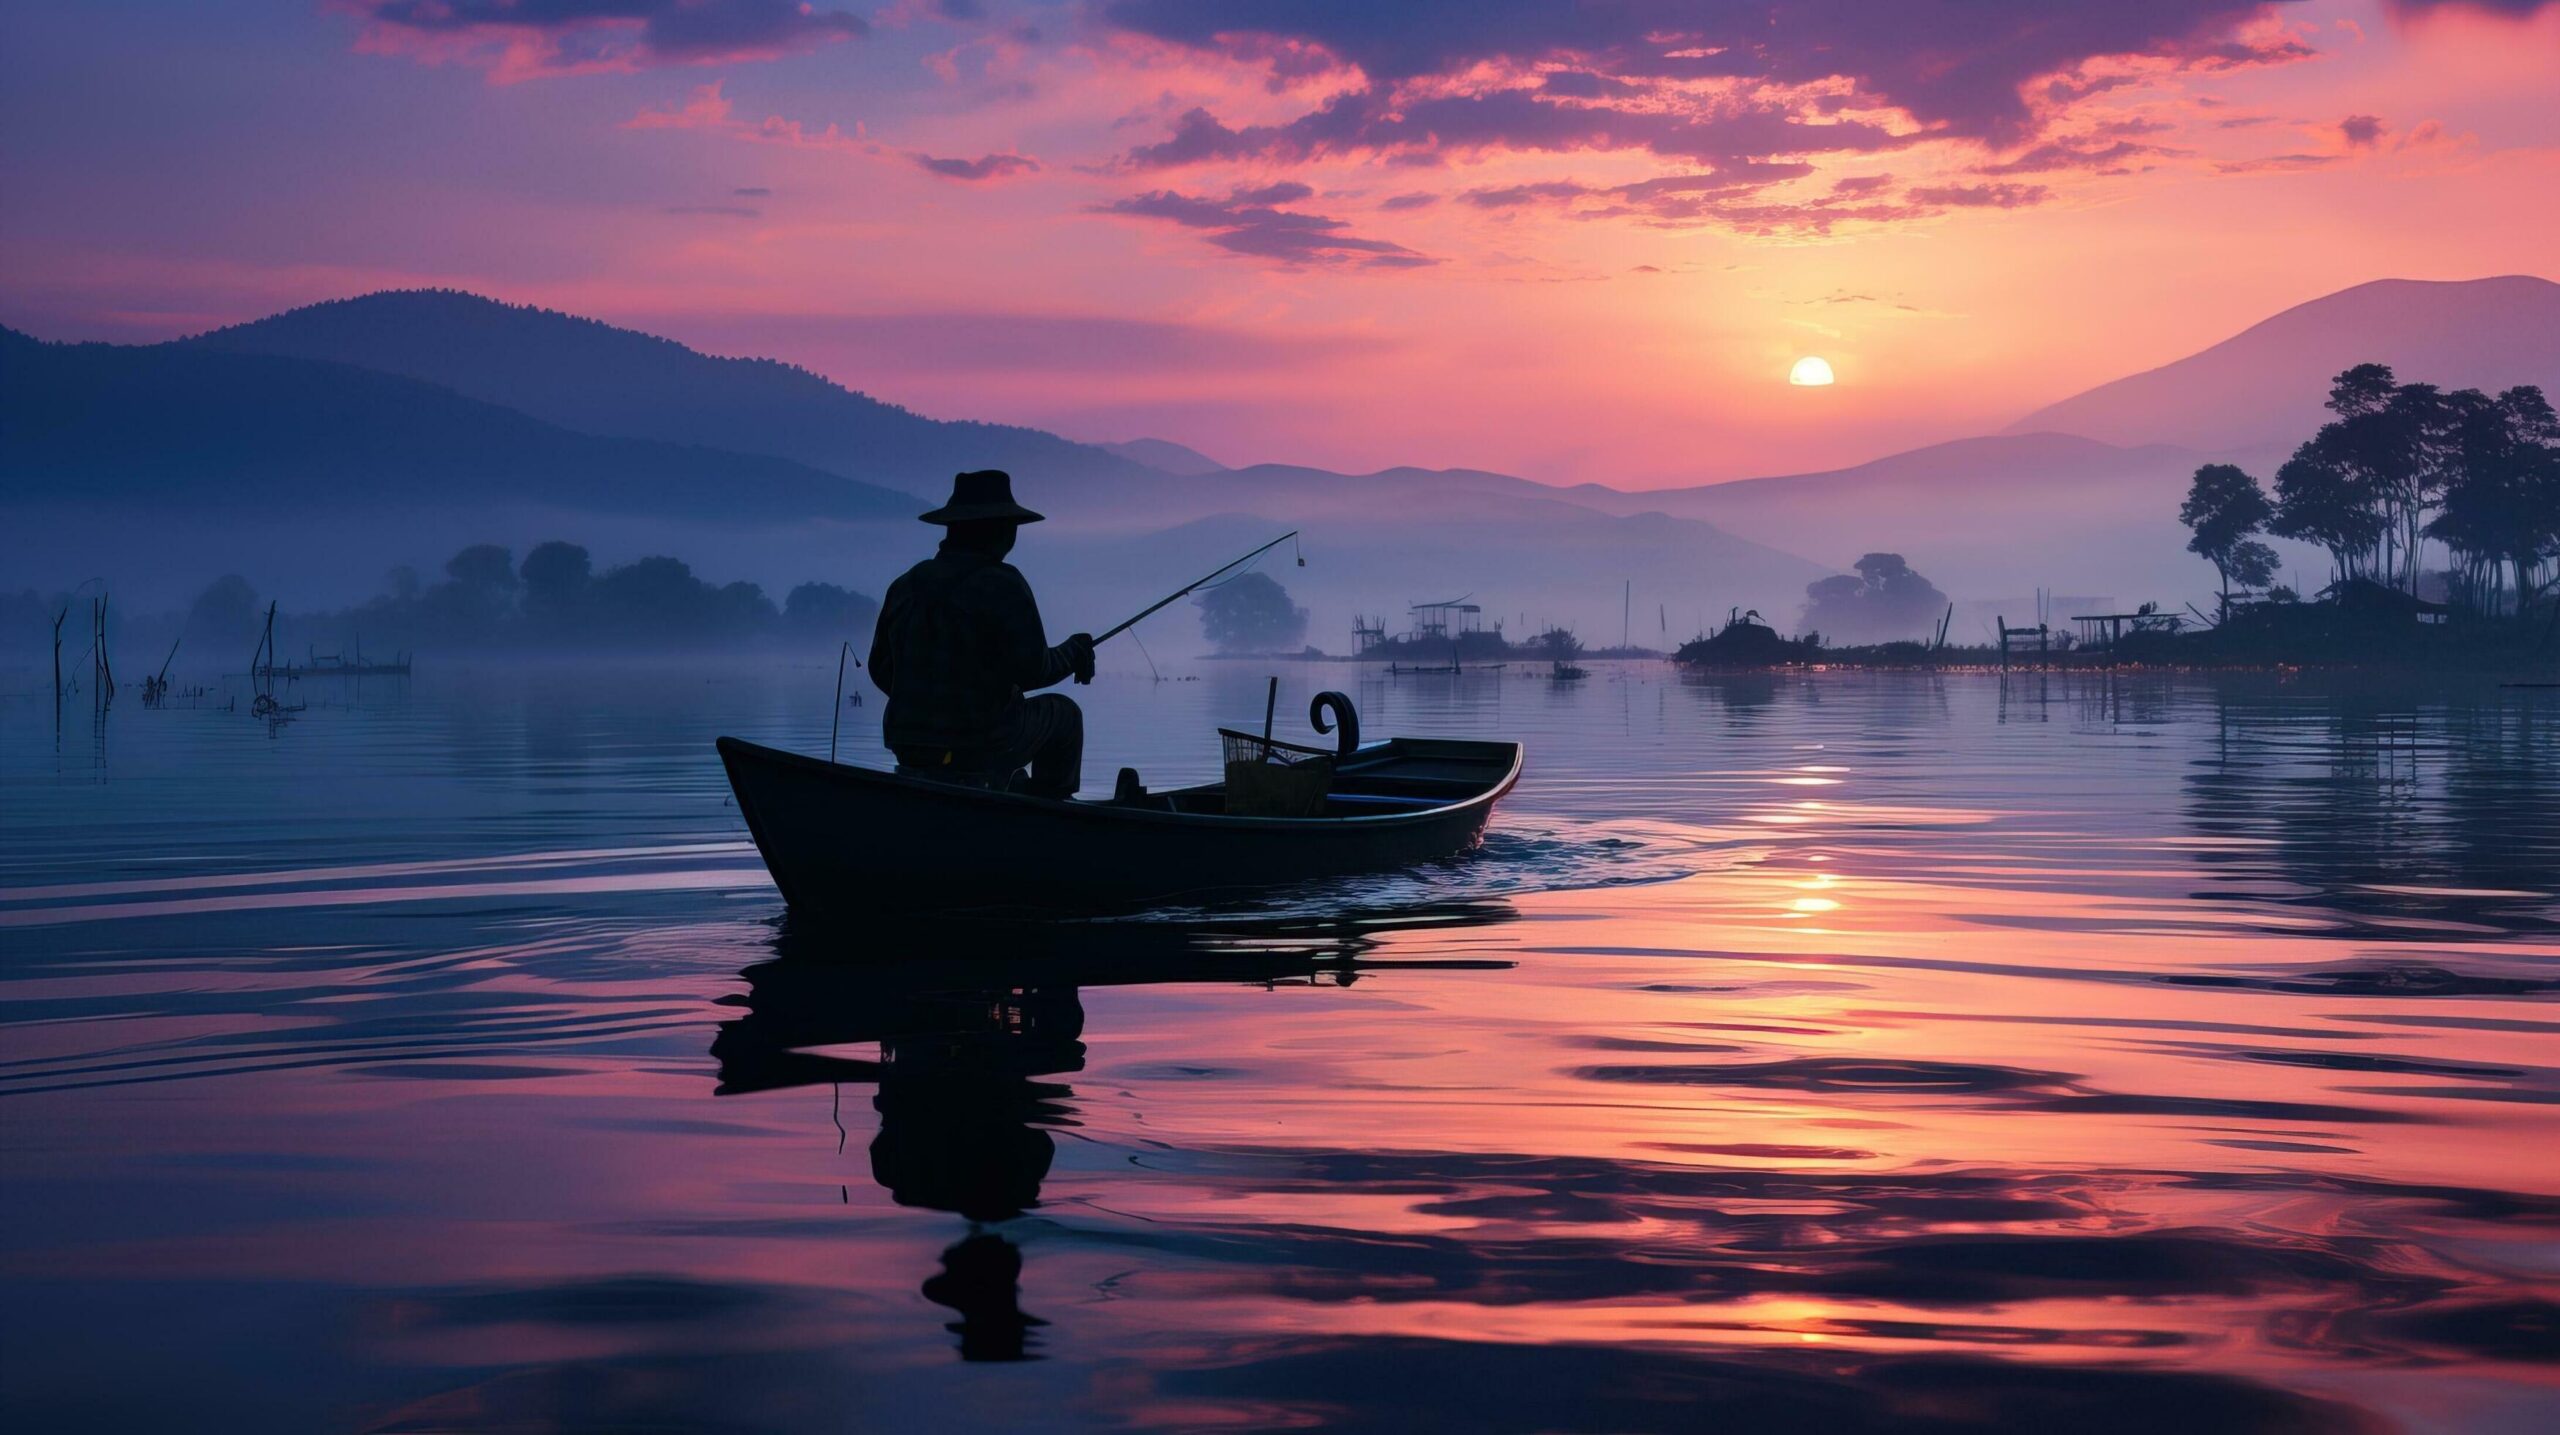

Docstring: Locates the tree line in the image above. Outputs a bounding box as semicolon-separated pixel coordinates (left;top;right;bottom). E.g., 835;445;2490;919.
2181;366;2559;615
3;541;880;659
340;541;880;649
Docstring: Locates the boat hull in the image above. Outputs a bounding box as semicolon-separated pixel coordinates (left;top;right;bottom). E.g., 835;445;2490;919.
717;735;1521;919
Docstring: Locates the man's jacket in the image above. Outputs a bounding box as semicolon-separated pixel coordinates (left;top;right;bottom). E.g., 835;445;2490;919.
869;545;1075;754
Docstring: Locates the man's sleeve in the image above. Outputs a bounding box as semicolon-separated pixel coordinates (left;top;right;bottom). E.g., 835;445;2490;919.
979;568;1073;690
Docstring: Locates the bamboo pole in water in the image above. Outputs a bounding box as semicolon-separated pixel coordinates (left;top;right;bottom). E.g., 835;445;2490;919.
830;641;850;764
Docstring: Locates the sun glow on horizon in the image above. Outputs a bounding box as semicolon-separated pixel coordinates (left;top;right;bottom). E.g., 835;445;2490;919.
1789;357;1837;387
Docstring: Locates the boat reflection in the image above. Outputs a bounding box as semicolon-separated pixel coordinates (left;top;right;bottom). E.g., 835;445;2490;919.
709;903;1518;1361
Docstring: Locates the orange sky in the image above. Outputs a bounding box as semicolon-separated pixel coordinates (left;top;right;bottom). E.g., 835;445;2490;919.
2;2;2555;483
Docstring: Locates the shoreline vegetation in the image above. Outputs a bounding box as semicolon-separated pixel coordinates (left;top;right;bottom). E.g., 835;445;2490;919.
2;540;884;670
1665;362;2556;675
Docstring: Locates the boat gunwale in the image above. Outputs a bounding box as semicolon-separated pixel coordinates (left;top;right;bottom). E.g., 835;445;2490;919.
714;734;1524;834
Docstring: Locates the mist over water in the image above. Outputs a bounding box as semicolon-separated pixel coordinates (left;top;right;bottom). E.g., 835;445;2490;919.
4;661;2557;1432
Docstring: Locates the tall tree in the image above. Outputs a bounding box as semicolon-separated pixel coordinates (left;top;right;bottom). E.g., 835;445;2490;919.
2379;381;2458;593
2326;362;2398;420
2429;385;2560;615
1195;572;1308;653
1799;553;1949;643
520;540;593;626
183;574;263;650
783;581;879;638
2178;463;2276;615
2273;432;2384;582
2273;364;2451;590
2225;539;2280;596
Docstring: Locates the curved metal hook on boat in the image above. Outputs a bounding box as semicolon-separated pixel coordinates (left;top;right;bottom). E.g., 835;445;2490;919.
1309;691;1359;757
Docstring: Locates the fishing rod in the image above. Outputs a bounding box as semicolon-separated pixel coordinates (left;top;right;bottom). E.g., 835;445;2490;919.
1094;530;1301;645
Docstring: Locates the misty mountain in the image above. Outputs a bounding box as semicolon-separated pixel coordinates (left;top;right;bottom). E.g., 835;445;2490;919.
185;290;1167;499
0;316;1830;637
2006;275;2560;453
1100;438;1229;476
1637;434;2215;603
1394;433;2214;601
0;326;921;525
1385;276;2560;604
24;273;2530;634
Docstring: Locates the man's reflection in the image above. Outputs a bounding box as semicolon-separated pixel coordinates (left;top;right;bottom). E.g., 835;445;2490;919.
871;984;1081;1360
709;907;1513;1362
714;966;1084;1360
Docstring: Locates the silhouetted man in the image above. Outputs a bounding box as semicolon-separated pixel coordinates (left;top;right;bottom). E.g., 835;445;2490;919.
869;471;1095;797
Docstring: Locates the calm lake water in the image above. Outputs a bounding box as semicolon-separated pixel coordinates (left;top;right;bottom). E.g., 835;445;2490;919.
5;659;2557;1433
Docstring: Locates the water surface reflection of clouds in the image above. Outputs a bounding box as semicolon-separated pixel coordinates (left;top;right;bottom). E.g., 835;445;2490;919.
3;665;2555;1431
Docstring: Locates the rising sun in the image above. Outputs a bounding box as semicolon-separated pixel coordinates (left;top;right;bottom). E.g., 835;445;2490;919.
1789;356;1836;386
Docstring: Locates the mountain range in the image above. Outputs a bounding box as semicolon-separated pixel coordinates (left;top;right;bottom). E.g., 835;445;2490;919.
184;291;1166;499
4;275;2553;647
2007;275;2560;452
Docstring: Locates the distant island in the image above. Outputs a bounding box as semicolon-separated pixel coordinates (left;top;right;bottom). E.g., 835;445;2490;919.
1674;364;2558;674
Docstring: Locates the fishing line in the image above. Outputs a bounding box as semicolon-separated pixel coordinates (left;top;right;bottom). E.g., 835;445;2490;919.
1128;624;1162;682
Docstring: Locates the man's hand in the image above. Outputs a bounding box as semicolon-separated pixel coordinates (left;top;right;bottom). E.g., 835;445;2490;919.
1065;632;1096;684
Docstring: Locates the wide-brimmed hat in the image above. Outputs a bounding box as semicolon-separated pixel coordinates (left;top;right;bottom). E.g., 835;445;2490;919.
919;470;1044;525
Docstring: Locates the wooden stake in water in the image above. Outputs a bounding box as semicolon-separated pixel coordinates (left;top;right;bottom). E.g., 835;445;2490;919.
829;641;850;764
1262;675;1279;748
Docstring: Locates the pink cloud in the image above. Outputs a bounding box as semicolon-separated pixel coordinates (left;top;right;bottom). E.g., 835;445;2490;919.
2386;0;2560;16
1095;186;1434;269
2214;152;2340;173
1103;1;2315;143
624;83;875;155
1906;181;2053;208
1083;3;2343;243
345;0;866;82
1976;138;2167;175
909;152;1042;181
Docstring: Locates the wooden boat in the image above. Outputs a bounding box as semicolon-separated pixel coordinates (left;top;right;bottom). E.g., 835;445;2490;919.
716;734;1523;920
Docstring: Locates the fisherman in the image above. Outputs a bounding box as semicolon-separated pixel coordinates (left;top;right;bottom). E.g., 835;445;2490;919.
869;470;1096;797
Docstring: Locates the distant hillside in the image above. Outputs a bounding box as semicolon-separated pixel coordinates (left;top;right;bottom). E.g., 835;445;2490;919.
1101;437;1228;476
186;290;1169;498
1409;432;2223;603
2007;275;2560;452
0;326;918;524
0;317;1829;630
37;274;2524;625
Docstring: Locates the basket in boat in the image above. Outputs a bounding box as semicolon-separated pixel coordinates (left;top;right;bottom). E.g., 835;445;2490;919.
1219;728;1335;818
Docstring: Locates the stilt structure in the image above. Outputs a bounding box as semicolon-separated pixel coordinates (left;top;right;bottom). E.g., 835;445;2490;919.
1997;615;2049;670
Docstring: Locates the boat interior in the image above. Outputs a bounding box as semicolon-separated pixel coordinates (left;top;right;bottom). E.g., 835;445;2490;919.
1098;739;1517;818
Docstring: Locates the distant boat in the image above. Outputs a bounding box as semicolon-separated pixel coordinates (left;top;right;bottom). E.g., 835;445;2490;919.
717;734;1523;920
254;642;411;679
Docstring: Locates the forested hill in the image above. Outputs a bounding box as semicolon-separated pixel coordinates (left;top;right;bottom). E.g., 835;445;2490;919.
0;326;921;524
185;290;1163;498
